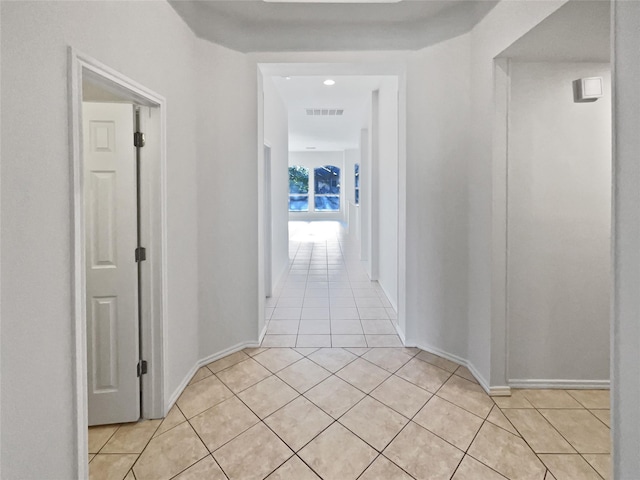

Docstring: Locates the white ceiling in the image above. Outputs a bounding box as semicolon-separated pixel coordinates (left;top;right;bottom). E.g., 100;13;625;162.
169;0;498;52
176;0;610;152
272;75;392;151
499;0;610;62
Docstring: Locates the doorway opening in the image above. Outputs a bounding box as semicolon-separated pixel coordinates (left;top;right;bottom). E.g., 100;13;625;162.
258;64;407;346
490;0;612;392
69;49;168;478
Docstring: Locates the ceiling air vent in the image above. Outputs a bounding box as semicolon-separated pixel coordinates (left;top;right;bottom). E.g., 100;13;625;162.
306;108;344;116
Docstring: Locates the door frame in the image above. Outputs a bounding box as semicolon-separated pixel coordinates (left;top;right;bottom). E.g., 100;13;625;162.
264;144;273;298
257;62;407;340
68;48;168;478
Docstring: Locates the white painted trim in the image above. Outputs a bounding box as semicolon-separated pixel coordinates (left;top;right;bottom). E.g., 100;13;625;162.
0;20;3;476
408;342;495;395
257;69;266;341
612;3;640;476
273;264;289;299
259;324;268;343
263;143;273;299
359;129;370;265
490;57;511;390
489;386;512;397
392;319;406;344
405;341;607;395
166;342;261;410
410;343;467;371
508;379;610;390
257;62;407;353
68;47;89;480
465;362;492;395
378;282;398;314
369;89;380;282
68;47;168;479
396;71;408;338
198;341;262;368
138;104;168;420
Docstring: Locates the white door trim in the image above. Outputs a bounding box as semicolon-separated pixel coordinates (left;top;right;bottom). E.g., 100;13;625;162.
489;58;511;391
68;47;168;479
264;144;273;298
369;89;380;281
257;62;407;340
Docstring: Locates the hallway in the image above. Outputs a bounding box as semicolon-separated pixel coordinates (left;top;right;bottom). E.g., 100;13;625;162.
263;221;402;349
88;220;612;479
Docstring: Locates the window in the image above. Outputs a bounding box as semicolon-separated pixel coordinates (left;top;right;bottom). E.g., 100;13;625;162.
354;163;360;206
288;166;309;212
314;165;340;212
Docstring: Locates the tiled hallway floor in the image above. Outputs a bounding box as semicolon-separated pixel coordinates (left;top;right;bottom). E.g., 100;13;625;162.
89;223;611;479
89;347;611;480
262;221;402;349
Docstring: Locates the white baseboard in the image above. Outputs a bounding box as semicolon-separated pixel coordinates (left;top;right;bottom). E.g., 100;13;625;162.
378;283;398;313
508;379;610;390
166;363;201;416
489;386;512;397
464;361;492;395
404;341;497;396
272;262;289;299
259;323;268;343
166;340;261;412
409;341;467;367
392;321;406;344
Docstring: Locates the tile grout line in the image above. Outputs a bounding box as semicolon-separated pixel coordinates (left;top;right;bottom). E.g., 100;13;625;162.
149;350;596;478
180;361;303;477
495;392;609;480
112;348;608;479
531;401;607;479
317;350;469;477
179;401;233;480
187;346;511;477
357;363;459;479
121;414;167;479
195;344;458;470
108;228;604;479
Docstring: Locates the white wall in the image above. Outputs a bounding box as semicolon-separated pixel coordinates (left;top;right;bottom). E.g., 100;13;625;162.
1;2;200;477
405;34;471;360
612;0;640;475
343;148;360;237
376;78;399;309
288;151;346;222
366;90;379;280
359;129;371;263
263;78;290;293
403;1;574;387
507;62;611;384
7;3;636;476
196;39;259;357
466;0;567;386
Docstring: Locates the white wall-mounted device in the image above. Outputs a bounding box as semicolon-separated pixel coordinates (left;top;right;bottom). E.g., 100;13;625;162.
573;77;604;102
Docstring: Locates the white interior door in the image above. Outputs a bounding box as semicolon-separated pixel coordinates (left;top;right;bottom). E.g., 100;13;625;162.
83;102;140;426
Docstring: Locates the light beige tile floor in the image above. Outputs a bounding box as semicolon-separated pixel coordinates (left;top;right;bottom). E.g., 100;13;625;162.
89;346;611;480
262;221;402;348
89;223;611;479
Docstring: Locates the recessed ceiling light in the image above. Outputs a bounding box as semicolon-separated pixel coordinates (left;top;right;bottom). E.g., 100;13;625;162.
323;79;336;86
285;76;291;80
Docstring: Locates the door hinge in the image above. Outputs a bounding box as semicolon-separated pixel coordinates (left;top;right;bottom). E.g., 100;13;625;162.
135;246;146;262
134;132;145;148
137;360;148;377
